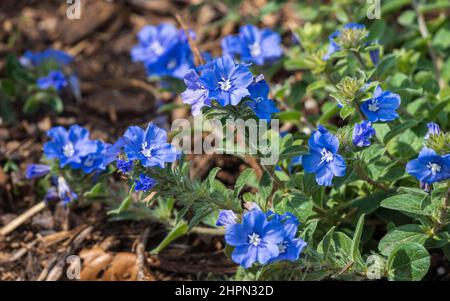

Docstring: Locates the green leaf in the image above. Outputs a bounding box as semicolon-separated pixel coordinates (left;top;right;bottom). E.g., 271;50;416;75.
206;167;221;186
150;222;188;254
339;105;355;120
378;224;428;256
188;206;214;230
83;182;108;199
383;120;418;144
258;170;273;205
279;145;308;161
107;196;133;215
321;226;335;259
233;168;255;198
381;194;430;216
306;80;326;93
387;242;430;281
351;214;365;261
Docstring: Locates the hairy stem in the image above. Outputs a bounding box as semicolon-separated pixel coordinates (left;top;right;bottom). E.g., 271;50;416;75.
412;0;445;89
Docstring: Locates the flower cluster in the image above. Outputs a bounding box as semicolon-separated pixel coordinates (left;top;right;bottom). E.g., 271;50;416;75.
222;24;283;66
407;123;450;186
43;125;114;174
115;123;180;191
181;55;279;120
221;207;306;268
21;48;77;94
131;23;194;79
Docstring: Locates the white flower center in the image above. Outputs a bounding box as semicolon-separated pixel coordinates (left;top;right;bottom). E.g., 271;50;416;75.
167;59;177;69
63;142;75;157
249;42;262;57
84;157;94;167
219;78;232;91
427;162;441;175
278;242;287;253
141;141;153;158
255;96;264;103
248;233;261;246
368;99;380;112
150;41;164;56
320;148;334;164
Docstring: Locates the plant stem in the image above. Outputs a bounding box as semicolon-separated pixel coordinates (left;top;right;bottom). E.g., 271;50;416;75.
432;187;450;234
412;0;444;89
353;162;391;192
352;51;367;70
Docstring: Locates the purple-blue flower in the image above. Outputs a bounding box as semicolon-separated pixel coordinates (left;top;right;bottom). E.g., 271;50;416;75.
57;176;77;205
225;208;284;268
221;24;283;65
302;126;346;186
368;40;380;65
246;79;279;121
267;212;307;263
134;174;157;191
425;122;440;139
37;70;68;92
360;86;401;122
353;121;375;147
200;55;254;107
20;49;73;67
78;141;110;174
216;210;238;227
323;23;367;61
131;24;193;79
181;56;255;114
43;125;97;168
44;187;58;203
25;164;51;179
181;69;210;116
117;159;133;173
406;148;450;184
122;123;179;168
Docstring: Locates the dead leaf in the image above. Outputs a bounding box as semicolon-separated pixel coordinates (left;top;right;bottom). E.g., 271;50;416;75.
79;246;138;281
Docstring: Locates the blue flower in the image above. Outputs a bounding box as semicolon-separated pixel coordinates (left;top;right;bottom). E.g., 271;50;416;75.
131;24;193;79
323;30;342;61
323;23;367;61
368;40;380;65
44;187;58;203
246;79;279;121
221;24;283;65
216;210;238;227
20;49;73;67
303;126;346;186
117;159;133;173
57;176;77;205
267;212;307;263
123;123;179;168
181;69;210;116
134;174;157;191
425;122;440;139
225;208;284;268
360;86;401;122
406;148;450;184
43;125;97;168
25;164;51;179
78;141;110;174
37;70;68;91
201;55;254;107
353;121;375;147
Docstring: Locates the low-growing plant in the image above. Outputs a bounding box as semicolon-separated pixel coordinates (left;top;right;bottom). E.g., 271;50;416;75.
0;49;80;123
24;0;450;281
